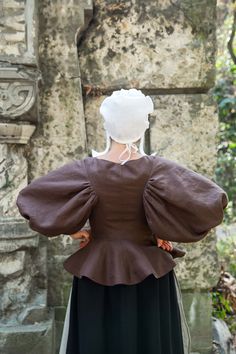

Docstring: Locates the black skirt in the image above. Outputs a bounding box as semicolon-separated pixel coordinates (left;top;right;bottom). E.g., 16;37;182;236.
64;270;185;354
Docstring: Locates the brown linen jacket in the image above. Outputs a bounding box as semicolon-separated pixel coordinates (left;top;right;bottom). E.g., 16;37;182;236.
16;155;229;286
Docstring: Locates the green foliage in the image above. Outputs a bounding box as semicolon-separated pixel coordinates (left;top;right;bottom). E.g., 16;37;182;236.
212;291;233;320
216;234;236;277
211;68;236;224
211;1;236;336
212;290;236;335
211;8;236;223
212;234;236;334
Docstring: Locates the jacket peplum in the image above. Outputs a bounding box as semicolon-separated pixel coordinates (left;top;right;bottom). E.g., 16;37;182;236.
16;155;229;286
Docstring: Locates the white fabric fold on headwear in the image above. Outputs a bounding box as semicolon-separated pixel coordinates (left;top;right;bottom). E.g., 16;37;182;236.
92;88;156;164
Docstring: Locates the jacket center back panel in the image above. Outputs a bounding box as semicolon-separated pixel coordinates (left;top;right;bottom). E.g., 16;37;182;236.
64;155;177;285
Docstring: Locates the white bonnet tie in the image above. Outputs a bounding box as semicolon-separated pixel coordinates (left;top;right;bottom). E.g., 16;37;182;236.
118;142;139;165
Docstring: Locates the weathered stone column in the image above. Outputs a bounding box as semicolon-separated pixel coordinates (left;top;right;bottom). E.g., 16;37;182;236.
0;0;94;352
36;1;93;352
80;1;218;353
0;1;55;353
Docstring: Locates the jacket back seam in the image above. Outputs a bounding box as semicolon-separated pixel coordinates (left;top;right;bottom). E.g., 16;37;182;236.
82;158;98;196
143;155;156;191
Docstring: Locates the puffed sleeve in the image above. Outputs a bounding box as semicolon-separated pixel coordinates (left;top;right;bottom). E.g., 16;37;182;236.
143;156;229;243
16;159;99;237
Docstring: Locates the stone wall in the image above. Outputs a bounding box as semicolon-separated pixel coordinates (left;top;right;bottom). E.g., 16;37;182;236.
0;0;92;353
0;1;54;353
0;1;219;353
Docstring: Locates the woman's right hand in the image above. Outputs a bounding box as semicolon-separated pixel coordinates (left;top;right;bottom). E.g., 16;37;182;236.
155;236;187;258
70;229;91;249
155;236;173;251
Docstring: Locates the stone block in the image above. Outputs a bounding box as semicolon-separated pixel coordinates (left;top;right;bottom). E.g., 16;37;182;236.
47;257;73;307
0;251;25;277
0;67;40;121
0;0;38;64
78;0;217;89
212;317;235;354
55;306;67;322
182;291;212;354
0;312;55;354
149;94;218;174
148;94;220;289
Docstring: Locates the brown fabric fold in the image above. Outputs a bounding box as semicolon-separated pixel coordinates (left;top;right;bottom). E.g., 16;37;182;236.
63;238;177;286
143;156;228;243
16;159;98;236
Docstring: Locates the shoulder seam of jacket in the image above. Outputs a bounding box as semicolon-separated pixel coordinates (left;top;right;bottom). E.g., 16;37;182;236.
82;158;98;196
143;156;156;191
